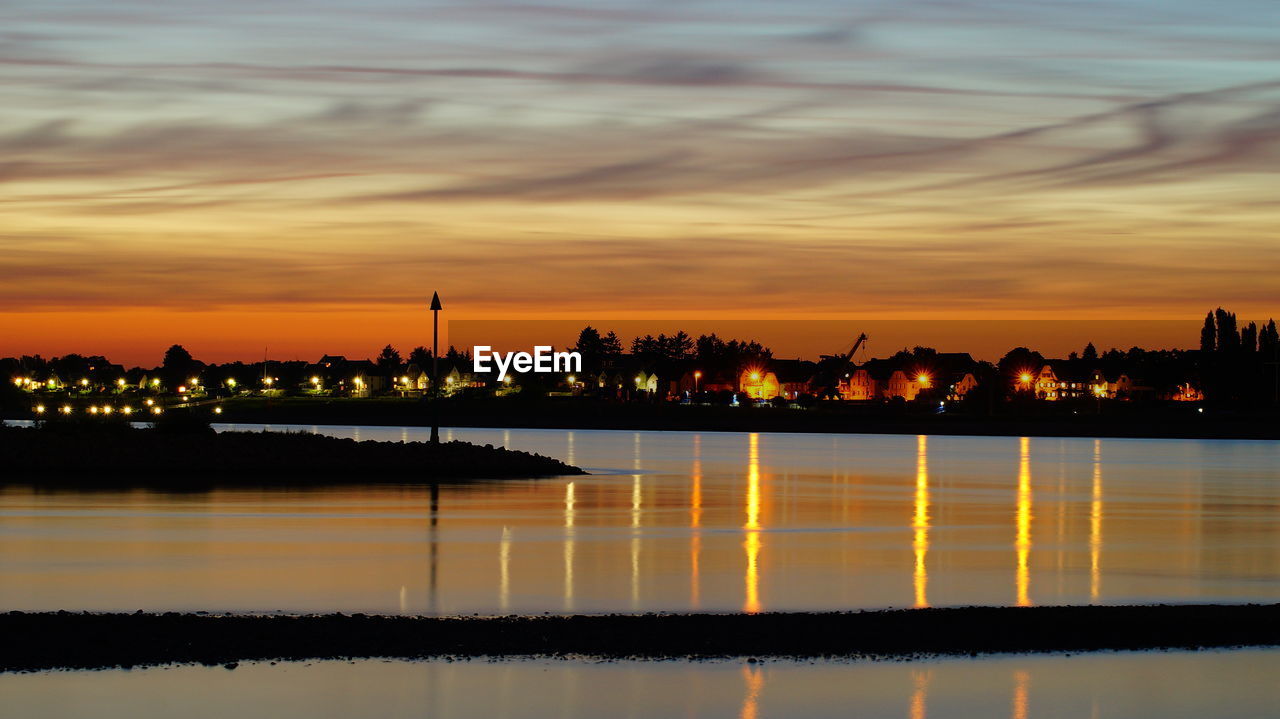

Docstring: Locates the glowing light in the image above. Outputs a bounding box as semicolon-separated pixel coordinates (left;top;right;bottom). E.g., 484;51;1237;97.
61;405;73;414
189;377;199;386
399;376;409;384
1019;373;1033;384
226;378;237;388
694;371;702;379
88;406;99;414
117;378;126;387
80;378;89;387
503;376;511;385
263;377;274;386
177;386;187;394
144;399;155;406
311;376;321;386
915;373;931;387
446;376;454;385
122;406;133;415
635;375;643;384
213;407;223;415
11;378;20;387
567;375;575;384
749;371;761;381
101;406;113;414
151;407;163;415
151;378;160;386
34;405;45;414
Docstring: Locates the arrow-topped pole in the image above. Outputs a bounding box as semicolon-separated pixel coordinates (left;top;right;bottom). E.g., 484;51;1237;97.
430;291;443;444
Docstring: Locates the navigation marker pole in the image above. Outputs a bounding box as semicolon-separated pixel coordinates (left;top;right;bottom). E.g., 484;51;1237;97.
430;291;443;444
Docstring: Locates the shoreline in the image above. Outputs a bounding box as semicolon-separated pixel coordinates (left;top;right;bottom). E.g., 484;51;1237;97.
0;425;585;484
4;605;1279;672
118;398;1280;441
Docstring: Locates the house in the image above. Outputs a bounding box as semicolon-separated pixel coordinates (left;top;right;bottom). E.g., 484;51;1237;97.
841;368;877;400
739;367;780;400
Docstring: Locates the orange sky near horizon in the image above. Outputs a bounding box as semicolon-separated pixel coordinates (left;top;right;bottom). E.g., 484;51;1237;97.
3;1;1278;364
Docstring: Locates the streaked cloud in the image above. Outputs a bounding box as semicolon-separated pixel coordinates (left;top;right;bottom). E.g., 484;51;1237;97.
1;0;1278;361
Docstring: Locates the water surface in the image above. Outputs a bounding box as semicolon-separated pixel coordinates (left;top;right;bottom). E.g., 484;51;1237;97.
2;426;1278;613
3;650;1277;719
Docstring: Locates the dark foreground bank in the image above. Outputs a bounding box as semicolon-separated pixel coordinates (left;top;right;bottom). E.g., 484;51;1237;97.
0;425;584;483
4;605;1278;671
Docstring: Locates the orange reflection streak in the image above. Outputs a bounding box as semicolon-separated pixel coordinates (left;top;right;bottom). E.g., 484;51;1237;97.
691;434;703;609
744;433;762;614
1090;439;1103;603
913;435;930;608
1016;437;1033;607
499;526;511;613
1012;669;1030;719
740;663;764;719
564;481;575;611
909;668;932;719
631;433;642;610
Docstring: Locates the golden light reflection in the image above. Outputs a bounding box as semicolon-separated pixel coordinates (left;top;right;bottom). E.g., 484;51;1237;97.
740;663;764;719
691;434;703;609
1016;437;1033;607
909;669;932;719
1012;669;1030;719
499;526;511;613
913;435;931;608
564;481;575;611
1090;439;1103;603
744;433;762;614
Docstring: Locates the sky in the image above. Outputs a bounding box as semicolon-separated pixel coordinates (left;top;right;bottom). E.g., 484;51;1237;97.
2;0;1278;364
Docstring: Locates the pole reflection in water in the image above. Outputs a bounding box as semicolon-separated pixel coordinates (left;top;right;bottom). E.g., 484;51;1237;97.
564;481;575;612
429;482;440;613
1090;439;1103;603
499;527;511;613
1016;437;1033;607
740;663;764;719
744;433;762;614
913;434;930;608
1012;669;1030;719
909;668;932;719
691;434;703;609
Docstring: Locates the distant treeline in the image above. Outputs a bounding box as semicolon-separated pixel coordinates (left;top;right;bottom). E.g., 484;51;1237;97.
2;308;1277;407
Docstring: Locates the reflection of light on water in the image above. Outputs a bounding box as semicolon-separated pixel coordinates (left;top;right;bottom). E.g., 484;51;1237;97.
499;527;511;613
740;663;764;719
399;585;407;614
909;668;932;719
1090;439;1103;603
564;481;575;611
632;473;642;610
1012;669;1030;719
691;435;702;608
913;434;930;608
566;431;576;468
1016;437;1033;607
744;433;762;614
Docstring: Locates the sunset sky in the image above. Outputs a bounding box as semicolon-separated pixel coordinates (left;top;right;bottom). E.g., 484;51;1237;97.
3;0;1278;364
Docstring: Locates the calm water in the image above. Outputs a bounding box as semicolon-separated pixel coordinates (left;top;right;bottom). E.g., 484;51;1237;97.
2;426;1279;614
4;650;1279;719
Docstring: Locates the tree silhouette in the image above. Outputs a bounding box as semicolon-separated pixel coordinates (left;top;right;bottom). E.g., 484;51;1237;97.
407;346;432;367
1200;312;1216;352
1083;342;1098;362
